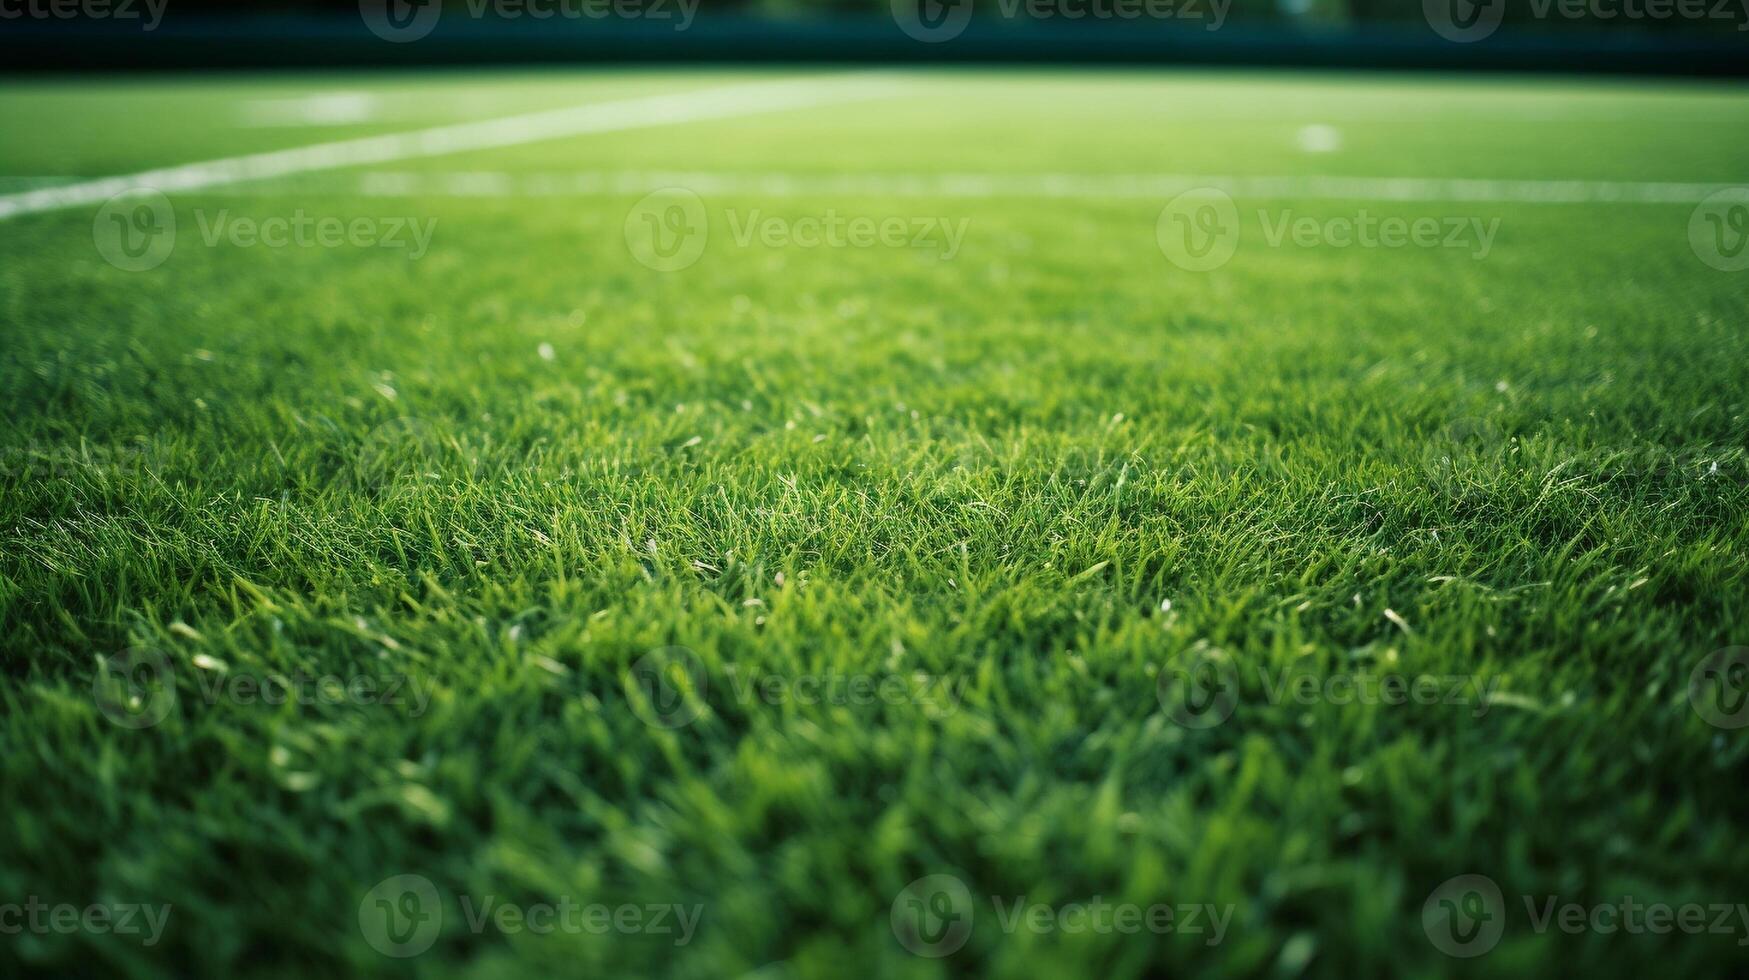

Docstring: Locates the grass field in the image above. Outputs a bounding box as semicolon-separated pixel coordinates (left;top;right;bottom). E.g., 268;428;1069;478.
2;67;1747;978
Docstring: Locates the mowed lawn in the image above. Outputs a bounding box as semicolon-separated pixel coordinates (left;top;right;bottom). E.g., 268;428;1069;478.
1;68;1747;978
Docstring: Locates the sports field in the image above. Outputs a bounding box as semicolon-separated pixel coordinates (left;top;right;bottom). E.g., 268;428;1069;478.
2;68;1747;978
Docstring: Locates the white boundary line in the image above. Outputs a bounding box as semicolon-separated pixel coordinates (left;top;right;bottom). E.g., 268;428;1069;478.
200;169;1735;205
0;75;907;223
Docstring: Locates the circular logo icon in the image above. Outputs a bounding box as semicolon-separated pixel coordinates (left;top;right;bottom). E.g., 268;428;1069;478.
359;0;442;43
1156;188;1240;273
627;646;709;729
892;0;974;43
1659;446;1749;490
93;648;177;729
1420;417;1505;501
1689;647;1749;729
356;417;440;490
891;874;974;957
359;874;442;957
1422;874;1504;957
624;188;709;272
93;189;175;272
1689;187;1749;273
1423;0;1504;43
1157;646;1239;729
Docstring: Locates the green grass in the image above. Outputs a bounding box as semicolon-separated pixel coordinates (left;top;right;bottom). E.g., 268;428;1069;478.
1;68;1747;979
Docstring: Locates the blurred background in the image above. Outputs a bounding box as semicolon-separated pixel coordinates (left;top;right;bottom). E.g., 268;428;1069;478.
3;0;1747;74
40;0;1749;34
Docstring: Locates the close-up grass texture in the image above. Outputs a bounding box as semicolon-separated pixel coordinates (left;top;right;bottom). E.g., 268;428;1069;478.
2;68;1747;978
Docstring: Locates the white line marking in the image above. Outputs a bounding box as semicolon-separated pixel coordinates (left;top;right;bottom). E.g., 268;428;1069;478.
239;93;381;128
0;75;907;222
0;176;81;192
203;169;1739;205
1295;125;1342;155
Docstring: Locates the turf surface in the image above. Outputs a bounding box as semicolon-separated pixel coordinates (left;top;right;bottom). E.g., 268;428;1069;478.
1;68;1747;978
